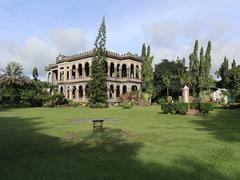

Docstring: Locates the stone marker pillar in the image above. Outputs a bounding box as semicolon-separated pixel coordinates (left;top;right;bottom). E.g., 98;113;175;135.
182;85;189;103
182;85;190;110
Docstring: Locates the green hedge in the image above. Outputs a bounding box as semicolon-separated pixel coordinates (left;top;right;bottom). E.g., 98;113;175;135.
161;103;188;115
199;103;213;114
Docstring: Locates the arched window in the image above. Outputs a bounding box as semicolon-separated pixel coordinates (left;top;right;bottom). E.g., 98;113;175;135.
109;85;114;98
78;64;82;77
110;62;115;77
85;62;90;77
122;64;127;78
130;64;134;78
117;64;120;78
122;85;127;94
60;87;64;94
116;85;120;97
72;65;76;79
79;85;83;98
136;65;139;79
72;86;76;99
131;85;137;92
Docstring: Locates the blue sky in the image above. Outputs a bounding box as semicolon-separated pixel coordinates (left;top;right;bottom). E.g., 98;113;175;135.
0;0;239;77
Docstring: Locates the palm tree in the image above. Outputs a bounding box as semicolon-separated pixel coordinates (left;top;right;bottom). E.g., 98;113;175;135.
0;61;30;104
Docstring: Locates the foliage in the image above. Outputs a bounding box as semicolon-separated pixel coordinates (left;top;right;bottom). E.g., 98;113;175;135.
153;58;187;100
88;17;108;105
43;94;68;107
0;61;31;104
176;103;189;115
216;59;240;102
216;57;229;88
161;102;188;115
189;40;199;97
32;67;38;81
89;102;108;108
199;103;213;114
204;41;212;90
141;43;154;102
119;102;133;109
188;40;213;97
198;47;205;91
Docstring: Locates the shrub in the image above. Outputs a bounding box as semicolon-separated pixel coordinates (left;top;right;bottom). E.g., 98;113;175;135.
199;103;212;114
43;94;68;107
161;103;169;114
158;98;166;106
190;102;200;110
89;102;108;108
161;103;188;115
119;102;133;109
68;101;79;107
176;103;188;115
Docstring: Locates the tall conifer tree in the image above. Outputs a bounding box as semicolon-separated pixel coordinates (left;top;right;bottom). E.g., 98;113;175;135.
141;43;154;102
189;40;199;97
88;17;107;105
199;47;205;91
204;41;212;90
232;59;237;69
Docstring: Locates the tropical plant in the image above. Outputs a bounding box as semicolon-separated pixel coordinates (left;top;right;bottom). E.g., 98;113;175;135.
0;61;30;104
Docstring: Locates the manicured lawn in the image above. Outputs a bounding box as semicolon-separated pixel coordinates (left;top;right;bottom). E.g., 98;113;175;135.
0;106;240;179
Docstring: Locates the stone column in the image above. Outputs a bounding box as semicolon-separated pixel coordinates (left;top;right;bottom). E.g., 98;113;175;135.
76;68;79;79
119;68;122;78
82;66;85;78
82;86;86;102
64;66;67;81
108;65;110;77
69;68;72;80
69;87;73;99
113;85;117;99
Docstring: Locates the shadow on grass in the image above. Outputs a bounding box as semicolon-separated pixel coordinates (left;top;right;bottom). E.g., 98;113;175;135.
0;116;230;180
192;109;240;142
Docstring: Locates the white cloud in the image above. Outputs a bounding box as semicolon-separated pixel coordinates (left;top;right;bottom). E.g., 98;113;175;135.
0;38;56;77
0;28;86;78
143;15;240;75
50;28;86;55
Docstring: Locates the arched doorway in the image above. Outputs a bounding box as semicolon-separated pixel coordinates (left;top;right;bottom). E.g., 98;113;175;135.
116;85;120;98
122;85;127;94
109;85;114;98
72;86;76;99
79;85;83;98
122;64;127;78
60;87;64;94
131;85;137;92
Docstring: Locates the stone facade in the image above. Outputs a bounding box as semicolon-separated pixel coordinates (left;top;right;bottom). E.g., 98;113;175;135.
45;50;142;105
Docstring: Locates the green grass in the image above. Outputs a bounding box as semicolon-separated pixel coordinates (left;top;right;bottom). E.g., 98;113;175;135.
0;106;240;179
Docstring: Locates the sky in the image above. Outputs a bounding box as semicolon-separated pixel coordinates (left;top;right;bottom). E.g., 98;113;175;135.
0;0;240;79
